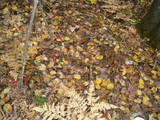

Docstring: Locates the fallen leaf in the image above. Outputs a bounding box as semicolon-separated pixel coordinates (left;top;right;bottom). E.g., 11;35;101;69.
64;37;70;41
45;74;52;78
74;74;81;80
95;78;102;84
12;5;18;11
3;87;11;94
106;83;114;90
35;90;43;97
142;95;149;106
3;104;12;112
138;79;144;89
38;64;46;71
95;84;101;89
96;55;104;60
50;70;56;75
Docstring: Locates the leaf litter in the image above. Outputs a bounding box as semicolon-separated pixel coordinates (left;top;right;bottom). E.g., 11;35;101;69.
0;0;159;119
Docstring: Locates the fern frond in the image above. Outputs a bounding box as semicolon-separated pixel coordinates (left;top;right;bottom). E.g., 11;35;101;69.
0;107;22;120
33;81;118;120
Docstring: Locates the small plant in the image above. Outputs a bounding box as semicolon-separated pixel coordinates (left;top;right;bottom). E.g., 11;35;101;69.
34;96;47;106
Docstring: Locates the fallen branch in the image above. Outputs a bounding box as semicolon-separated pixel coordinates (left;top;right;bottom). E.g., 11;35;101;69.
19;0;39;88
39;0;54;44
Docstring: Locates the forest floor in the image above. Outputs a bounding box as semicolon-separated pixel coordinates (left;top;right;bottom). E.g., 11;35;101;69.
0;0;160;120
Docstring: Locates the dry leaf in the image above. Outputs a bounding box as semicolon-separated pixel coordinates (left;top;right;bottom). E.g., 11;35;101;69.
74;74;81;80
106;83;114;90
142;95;150;106
138;79;144;89
95;78;102;84
3;104;12;112
64;37;70;41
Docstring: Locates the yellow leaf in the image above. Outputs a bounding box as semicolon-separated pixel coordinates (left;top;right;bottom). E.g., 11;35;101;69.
89;0;97;4
3;104;12;112
29;111;35;117
133;55;140;62
28;47;38;55
3;96;10;102
140;72;149;80
106;83;114;89
25;6;29;9
0;60;4;65
68;10;72;14
45;74;52;78
138;79;144;89
74;74;81;80
137;89;142;96
114;45;120;53
3;87;11;94
152;75;157;79
48;61;55;68
63;60;69;64
12;5;18;11
3;7;9;13
83;81;89;86
100;38;104;41
70;80;76;84
56;38;61;41
92;56;96;60
101;99;107;102
151;87;157;93
35;90;42;97
13;32;18;36
52;9;58;13
54;78;60;83
95;84;101;89
101;80;109;87
141;55;146;61
38;64;46;71
95;78;102;84
57;64;62;68
154;95;159;100
135;51;141;56
65;82;72;87
36;55;45;61
64;37;70;41
96;55;103;60
124;108;130;113
143;95;149;106
50;70;56;75
94;39;102;44
121;95;127;100
121;101;126;105
122;67;127;76
134;98;142;103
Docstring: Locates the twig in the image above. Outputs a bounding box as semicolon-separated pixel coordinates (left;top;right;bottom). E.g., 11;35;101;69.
39;0;54;44
89;65;93;81
19;0;39;88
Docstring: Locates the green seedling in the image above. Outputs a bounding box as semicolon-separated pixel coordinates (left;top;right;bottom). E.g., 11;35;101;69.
34;96;47;106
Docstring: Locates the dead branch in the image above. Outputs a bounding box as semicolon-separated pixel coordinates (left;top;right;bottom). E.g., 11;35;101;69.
39;0;54;44
19;0;39;88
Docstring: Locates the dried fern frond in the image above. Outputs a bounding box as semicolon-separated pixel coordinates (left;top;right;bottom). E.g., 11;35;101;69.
33;81;118;120
0;107;22;120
